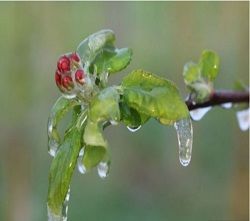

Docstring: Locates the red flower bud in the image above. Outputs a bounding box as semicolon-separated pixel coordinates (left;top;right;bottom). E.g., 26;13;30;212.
75;69;85;84
70;52;80;63
55;70;62;86
57;55;71;73
62;76;73;90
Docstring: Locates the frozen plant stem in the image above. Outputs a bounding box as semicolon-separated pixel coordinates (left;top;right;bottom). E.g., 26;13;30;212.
186;90;249;111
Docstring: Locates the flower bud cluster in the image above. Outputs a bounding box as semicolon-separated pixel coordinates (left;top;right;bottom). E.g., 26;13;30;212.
55;52;87;98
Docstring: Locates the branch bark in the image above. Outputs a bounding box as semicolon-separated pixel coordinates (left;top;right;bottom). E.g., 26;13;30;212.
186;90;249;111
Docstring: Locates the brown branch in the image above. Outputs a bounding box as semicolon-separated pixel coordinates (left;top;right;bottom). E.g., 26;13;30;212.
186;90;249;111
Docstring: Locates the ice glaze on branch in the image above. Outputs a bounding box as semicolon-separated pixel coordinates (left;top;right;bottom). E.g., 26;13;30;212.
186;90;249;111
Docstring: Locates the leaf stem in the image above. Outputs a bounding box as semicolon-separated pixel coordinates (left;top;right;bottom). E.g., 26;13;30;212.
186;90;249;111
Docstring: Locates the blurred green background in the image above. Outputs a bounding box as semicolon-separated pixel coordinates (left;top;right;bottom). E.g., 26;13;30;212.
0;2;248;221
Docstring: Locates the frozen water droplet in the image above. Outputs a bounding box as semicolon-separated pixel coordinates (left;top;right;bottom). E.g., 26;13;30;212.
174;118;193;167
48;139;59;157
79;147;84;157
77;159;87;174
236;108;250;131
77;148;87;174
97;161;109;179
127;125;141;132
221;102;232;109
190;106;211;121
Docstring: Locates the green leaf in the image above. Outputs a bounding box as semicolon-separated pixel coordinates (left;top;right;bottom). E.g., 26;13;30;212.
88;86;120;123
82;145;106;170
84;86;120;150
47;126;82;216
90;47;132;74
122;69;189;125
183;62;200;85
119;100;149;127
76;29;115;63
199;50;219;81
84;121;107;148
234;80;248;91
48;97;79;145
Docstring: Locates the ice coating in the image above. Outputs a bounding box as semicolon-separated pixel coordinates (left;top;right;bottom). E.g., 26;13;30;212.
236;108;250;131
97;161;110;178
174;117;193;167
190;107;211;121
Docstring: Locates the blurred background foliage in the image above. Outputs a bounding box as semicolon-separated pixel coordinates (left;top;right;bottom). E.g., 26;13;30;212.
0;2;248;221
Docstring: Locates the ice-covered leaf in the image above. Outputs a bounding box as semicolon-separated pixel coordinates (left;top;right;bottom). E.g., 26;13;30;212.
48;97;79;156
183;62;200;85
84;86;120;151
84;121;107;148
183;50;219;103
47;126;82;217
119;99;149;128
90;47;132;74
199;50;219;81
76;29;115;63
88;86;120;123
121;69;189;125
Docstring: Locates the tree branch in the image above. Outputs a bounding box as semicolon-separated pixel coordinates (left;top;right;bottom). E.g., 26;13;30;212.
186;90;249;111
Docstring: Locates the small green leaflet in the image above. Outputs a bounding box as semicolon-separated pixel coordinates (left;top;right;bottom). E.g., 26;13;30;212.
199;50;219;81
183;50;219;85
76;29;115;64
90;47;132;75
83;87;120;168
183;50;219;102
76;29;132;75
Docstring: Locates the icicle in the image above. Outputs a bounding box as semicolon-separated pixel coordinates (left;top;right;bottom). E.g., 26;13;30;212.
97;161;110;179
236;108;250;131
221;102;232;109
127;125;141;132
47;188;70;221
174;117;193;167
77;147;87;174
189;107;211;121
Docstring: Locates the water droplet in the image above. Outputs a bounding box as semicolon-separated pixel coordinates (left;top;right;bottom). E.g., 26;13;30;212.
221;102;232;109
79;147;84;157
174;118;193;167
97;161;109;179
127;125;141;132
77;148;87;174
48;139;59;157
189;106;211;121
236;108;249;131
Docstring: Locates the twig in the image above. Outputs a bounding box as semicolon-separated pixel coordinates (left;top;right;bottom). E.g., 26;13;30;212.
186;90;249;111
